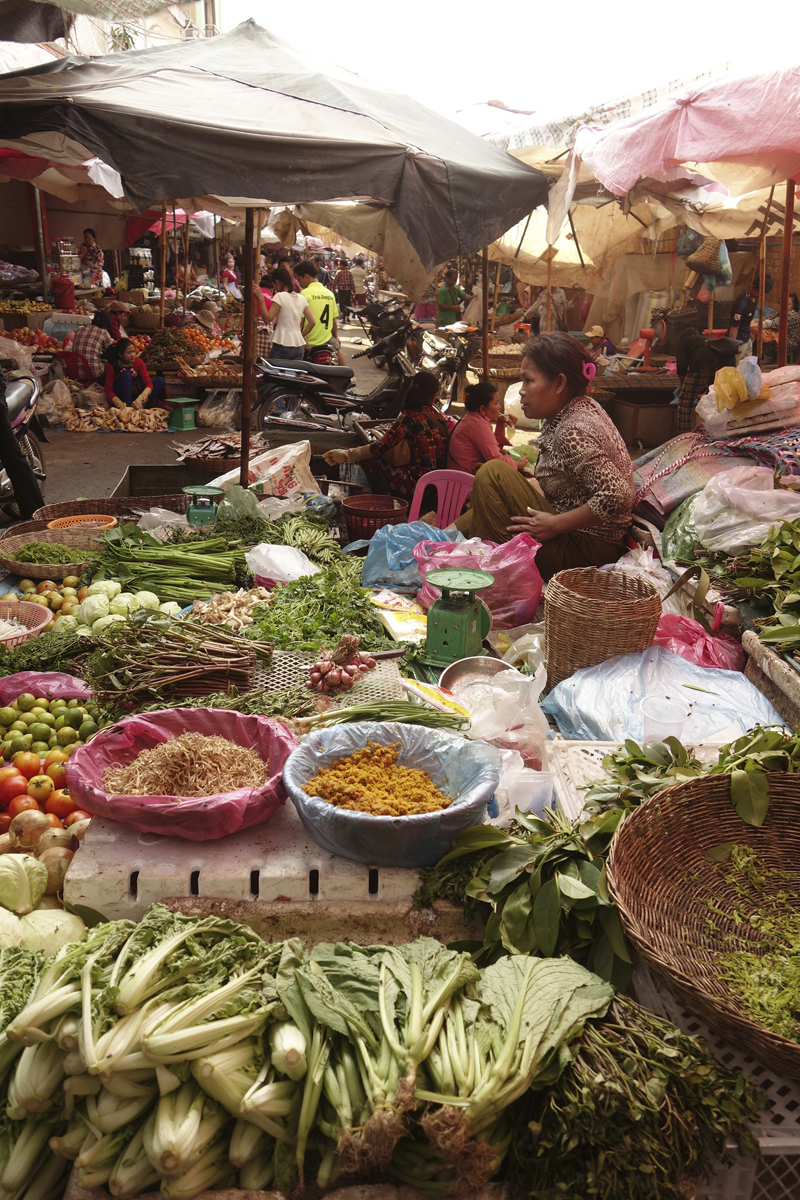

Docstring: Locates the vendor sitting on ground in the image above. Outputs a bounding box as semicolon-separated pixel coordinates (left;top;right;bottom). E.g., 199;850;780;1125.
453;332;633;580
447;380;522;475
70;311;114;383
322;371;452;504
103;339;167;410
587;325;616;359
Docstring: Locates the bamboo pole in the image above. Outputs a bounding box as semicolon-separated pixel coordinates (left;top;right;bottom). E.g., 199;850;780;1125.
779;179;796;367
239;208;255;488
212;216;218;290
489;262;502;333
545;254;553;331
158;202;167;329
434;269;440;328
481;247;489;376
757;233;768;364
31;187;48;305
182;212;190;323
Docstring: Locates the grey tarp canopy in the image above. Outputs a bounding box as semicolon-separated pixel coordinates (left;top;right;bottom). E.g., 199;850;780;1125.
0;20;548;272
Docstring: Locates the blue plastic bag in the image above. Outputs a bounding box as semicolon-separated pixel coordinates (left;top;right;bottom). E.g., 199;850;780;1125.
282;721;501;866
362;521;463;590
541;646;786;742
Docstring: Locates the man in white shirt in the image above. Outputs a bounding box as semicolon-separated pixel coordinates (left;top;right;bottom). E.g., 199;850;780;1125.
350;259;367;306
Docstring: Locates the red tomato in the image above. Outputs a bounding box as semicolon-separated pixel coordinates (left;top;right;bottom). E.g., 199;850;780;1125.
8;795;40;817
13;752;43;781
45;813;64;829
0;766;22;784
45;762;67;789
0;814;11;833
0;774;31;807
65;809;91;826
46;789;77;819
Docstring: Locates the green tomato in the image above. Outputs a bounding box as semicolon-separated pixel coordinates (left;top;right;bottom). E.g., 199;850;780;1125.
63;710;84;731
30;741;49;757
78;721;98;741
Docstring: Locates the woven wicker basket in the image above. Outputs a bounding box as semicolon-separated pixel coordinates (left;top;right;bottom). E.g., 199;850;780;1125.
544;567;661;688
129;307;161;330
33;495;191;522
608;773;800;1079
0;528;98;580
0;519;52;543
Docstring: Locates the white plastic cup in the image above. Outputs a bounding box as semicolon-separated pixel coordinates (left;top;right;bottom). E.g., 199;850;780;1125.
641;694;691;741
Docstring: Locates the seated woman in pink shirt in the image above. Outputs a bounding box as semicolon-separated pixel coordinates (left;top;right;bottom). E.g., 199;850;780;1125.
447;381;525;474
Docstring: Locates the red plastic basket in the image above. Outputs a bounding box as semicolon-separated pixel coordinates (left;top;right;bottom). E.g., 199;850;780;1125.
342;494;409;541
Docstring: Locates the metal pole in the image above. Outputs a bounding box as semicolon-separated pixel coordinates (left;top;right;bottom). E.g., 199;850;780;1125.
757;234;768;364
158;201;167;329
182;212;190;324
779;179;795;368
32;187;48;305
481;247;489;376
239;208;255;488
490;261;502;333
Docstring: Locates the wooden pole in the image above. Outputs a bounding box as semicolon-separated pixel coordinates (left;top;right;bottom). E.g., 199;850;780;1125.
182;212;190;323
31;187;48;305
545;254;553;331
212;216;218;289
757;233;768;364
481;247;489;376
158;202;167;329
434;270;440;328
489;261;502;333
239;208;255;488
707;291;714;337
779;179;796;367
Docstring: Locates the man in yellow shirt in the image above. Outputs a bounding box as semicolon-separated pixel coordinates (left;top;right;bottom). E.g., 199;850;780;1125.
295;261;347;363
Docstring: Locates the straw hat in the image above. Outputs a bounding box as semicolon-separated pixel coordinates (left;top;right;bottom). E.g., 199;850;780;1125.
196;310;216;330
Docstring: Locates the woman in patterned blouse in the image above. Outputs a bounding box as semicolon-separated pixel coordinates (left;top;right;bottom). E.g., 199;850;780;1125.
454;332;633;579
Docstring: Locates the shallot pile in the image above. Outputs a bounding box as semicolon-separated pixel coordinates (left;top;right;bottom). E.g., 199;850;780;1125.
307;634;377;694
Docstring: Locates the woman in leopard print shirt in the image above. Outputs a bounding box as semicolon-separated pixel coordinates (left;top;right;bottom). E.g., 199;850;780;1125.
454;332;633;579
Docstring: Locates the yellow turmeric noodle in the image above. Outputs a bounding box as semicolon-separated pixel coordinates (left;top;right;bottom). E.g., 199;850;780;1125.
304;740;451;816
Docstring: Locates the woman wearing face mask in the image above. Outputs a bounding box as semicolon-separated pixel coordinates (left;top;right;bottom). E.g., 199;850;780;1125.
447;380;521;474
103;339;167;410
454;332;633;579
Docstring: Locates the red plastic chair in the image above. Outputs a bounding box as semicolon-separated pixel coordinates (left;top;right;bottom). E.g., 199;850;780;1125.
408;469;474;527
58;351;92;383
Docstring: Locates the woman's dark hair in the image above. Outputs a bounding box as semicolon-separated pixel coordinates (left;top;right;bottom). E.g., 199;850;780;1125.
404;371;440;411
522;331;592;400
104;338;132;373
271;267;294;291
791;292;800;313
92;311;113;331
83;227;96;238
463;380;498;412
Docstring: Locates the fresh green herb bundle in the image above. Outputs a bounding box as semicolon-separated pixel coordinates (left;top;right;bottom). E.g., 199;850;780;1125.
0;629;91;677
93;524;248;604
515;996;763;1200
141;682;316;720
13;541;86;564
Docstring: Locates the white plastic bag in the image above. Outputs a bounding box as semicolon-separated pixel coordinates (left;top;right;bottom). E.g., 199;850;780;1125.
598;547;682;615
212;441;317;499
467;665;549;770
0;336;32;370
696;385;800;438
245;544;319;584
137;508;190;537
499;623;546;676
198;389;240;428
504;381;539;430
488;749;555;827
694;465;800;554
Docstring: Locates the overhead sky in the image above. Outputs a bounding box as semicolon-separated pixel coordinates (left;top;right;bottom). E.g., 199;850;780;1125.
218;0;796;130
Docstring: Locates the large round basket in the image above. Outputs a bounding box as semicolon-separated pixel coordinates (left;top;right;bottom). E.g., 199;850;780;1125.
33;495;191;522
342;494;409;541
607;773;800;1079
0;600;53;648
0;528;98;580
544;567;661;688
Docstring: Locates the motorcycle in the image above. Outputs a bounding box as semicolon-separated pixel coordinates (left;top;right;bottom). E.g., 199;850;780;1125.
408;321;475;413
0;372;47;517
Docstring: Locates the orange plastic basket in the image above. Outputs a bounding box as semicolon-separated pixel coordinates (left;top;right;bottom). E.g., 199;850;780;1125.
47;514;117;533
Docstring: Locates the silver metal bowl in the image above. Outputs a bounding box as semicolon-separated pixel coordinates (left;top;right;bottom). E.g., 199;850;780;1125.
438;656;515;705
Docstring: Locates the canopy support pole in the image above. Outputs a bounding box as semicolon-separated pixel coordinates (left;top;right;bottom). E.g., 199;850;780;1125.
239;208;255;488
482;247;489;376
213;216;218;288
779;179;795;367
514;211;533;260
490;262;502;333
32;187;48;305
546;254;553;330
182;213;190;323
755;186;775;364
159;202;167;329
434;269;440;328
567;208;585;269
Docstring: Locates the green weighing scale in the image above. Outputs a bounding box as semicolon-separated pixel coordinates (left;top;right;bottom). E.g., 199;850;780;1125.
182;485;224;528
423;568;495;666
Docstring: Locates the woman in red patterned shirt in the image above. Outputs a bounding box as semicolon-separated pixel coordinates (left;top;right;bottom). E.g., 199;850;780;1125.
454;333;633;579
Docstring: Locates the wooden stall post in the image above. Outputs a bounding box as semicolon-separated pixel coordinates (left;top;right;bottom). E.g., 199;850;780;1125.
158;202;167;329
707;292;714;337
757;234;768;364
239;208;255;488
481;247;489;376
489;262;502;333
213;216;219;288
31;187;48;305
182;213;190;322
434;270;440;329
545;253;553;331
779;179;796;367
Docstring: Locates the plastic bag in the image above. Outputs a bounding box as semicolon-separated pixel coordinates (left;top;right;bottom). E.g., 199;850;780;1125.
0;336;32;370
504;381;539;430
599;547;683;615
489;749;554;826
282;721;501;866
302;492;338;524
137;507;189;535
653;613;745;671
0;672;91;703
362;522;463;590
499;622;546;675
66;708;297;841
246;544;319;585
541;646;785;743
414;534;544;629
216;484;261;522
211;442;317;500
197;389;239;428
714;367;748;411
661;494;701;561
738;356;763;400
467;665;549;770
694;465;800;554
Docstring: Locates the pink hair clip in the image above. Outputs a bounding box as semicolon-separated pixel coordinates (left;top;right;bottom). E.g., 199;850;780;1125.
582;361;596;380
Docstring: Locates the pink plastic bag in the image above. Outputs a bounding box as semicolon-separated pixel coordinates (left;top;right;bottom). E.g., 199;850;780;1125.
0;672;92;703
66;708;298;841
413;534;543;629
653;614;745;672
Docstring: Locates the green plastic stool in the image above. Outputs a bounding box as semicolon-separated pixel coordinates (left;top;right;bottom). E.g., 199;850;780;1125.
166;397;198;431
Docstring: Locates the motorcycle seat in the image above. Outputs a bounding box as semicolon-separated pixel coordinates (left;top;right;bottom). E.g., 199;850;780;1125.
285;360;354;381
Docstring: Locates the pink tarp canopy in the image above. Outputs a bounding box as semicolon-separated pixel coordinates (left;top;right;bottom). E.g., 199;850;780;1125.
576;67;800;198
